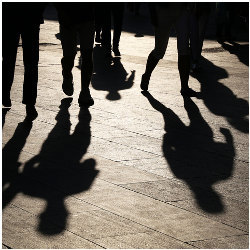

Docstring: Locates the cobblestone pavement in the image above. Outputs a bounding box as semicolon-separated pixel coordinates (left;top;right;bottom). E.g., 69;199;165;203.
2;4;249;249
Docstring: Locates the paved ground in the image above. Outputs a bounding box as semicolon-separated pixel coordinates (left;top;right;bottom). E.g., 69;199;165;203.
2;4;249;249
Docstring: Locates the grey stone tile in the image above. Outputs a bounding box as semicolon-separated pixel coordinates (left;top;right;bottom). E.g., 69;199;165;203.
66;209;151;240
189;235;249;249
88;136;156;161
75;179;245;242
169;198;249;232
121;179;193;202
110;135;162;155
2;205;102;249
95;231;194;249
93;156;164;184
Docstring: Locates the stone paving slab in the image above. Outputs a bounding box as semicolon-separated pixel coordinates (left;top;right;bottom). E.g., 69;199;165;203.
3;205;102;249
188;235;249;249
2;4;249;249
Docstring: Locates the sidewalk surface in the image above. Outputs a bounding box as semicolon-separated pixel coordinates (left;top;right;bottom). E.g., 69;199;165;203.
2;4;249;249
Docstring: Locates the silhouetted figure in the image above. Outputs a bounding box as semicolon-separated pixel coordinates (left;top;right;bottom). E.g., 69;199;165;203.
142;91;235;213
197;56;249;133
101;3;125;60
216;3;236;43
2;119;33;208
190;3;211;72
92;46;135;100
3;98;99;235
94;3;104;44
141;3;197;97
55;3;95;107
221;41;249;67
2;3;46;120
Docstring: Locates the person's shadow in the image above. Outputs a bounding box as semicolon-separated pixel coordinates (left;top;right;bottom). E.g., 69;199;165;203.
91;45;135;101
142;91;235;213
2;98;99;235
221;41;249;66
2;119;33;207
194;56;249;133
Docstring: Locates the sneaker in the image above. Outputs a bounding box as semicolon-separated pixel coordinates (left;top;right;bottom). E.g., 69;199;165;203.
26;105;38;121
140;74;150;91
180;87;198;97
112;47;121;57
62;77;74;96
78;89;94;107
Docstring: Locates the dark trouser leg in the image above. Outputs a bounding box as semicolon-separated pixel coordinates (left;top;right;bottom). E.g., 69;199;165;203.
94;4;104;42
178;55;190;90
190;13;199;63
101;5;112;55
78;21;95;106
60;24;77;79
141;25;169;91
80;49;93;90
22;25;40;105
112;3;124;49
2;26;20;106
175;10;194;93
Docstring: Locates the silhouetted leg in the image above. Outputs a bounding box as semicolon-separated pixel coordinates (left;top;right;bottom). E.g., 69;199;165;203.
94;4;104;43
2;27;20;107
190;13;199;71
22;24;40;106
141;52;160;91
60;24;77;96
78;21;95;107
141;25;170;91
22;24;40;120
101;5;112;58
112;3;124;56
176;11;197;97
178;55;190;88
197;12;210;60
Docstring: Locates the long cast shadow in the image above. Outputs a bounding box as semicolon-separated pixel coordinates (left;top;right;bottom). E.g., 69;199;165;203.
221;41;249;66
2;119;33;207
142;91;235;213
195;56;249;133
3;98;99;235
91;45;135;101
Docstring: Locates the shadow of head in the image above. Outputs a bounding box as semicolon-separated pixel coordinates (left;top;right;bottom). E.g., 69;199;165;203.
37;158;98;235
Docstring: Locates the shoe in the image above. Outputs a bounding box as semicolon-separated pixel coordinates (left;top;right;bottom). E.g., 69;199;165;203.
26;105;38;121
2;97;12;107
140;74;150;91
180;87;198;97
78;89;94;107
113;47;121;57
62;77;74;96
